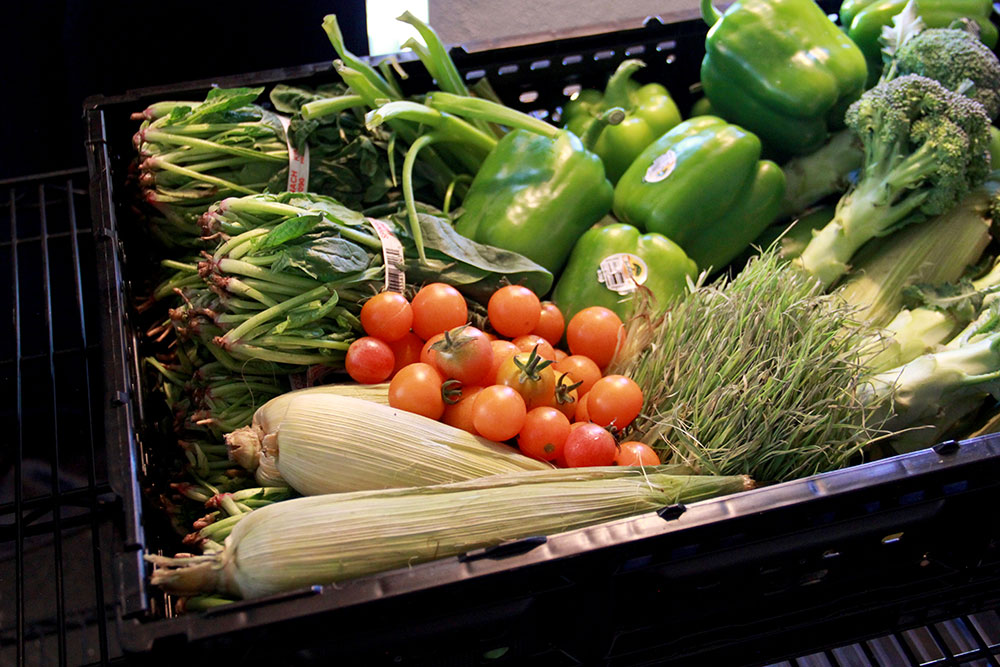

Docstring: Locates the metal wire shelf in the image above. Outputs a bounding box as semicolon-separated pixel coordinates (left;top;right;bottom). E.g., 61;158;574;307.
1;168;120;667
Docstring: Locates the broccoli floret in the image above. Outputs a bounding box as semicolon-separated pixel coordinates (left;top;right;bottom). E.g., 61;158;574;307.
795;74;991;287
889;23;1000;121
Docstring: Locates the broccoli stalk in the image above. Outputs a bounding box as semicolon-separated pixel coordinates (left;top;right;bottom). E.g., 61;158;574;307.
862;301;1000;453
794;74;992;288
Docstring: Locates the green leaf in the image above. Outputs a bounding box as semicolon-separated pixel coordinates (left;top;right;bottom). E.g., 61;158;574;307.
390;211;553;299
902;278;983;322
179;87;265;126
252;214;324;252
283;237;371;281
880;0;925;62
272;292;341;334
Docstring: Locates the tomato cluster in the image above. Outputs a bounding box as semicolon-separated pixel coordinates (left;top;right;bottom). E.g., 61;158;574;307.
346;283;660;468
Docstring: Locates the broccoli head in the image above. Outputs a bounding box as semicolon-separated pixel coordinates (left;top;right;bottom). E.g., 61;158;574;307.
891;23;1000;121
795;74;991;287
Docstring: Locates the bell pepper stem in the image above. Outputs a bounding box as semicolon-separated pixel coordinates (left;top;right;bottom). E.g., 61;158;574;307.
603;59;645;110
426;92;561;138
701;0;724;26
580;107;627;151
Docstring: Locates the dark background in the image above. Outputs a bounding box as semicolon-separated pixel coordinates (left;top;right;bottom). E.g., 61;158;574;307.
0;1;370;180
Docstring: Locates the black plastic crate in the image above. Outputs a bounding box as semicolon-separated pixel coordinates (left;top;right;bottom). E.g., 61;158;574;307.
82;6;1000;665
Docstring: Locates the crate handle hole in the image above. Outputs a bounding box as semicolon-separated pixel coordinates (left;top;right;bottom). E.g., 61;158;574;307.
562;54;583;66
594;49;615;60
464;69;487;82
530;59;551;70
882;531;904;545
656;40;677;52
519;91;539;104
563;84;583;99
498;64;519;76
626;45;646;56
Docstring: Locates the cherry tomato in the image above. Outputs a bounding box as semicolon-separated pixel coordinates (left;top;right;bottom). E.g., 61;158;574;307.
388;362;445;420
388;332;423;377
615;441;661;466
554;348;569;362
574;391;590;423
411;283;468;341
420;333;446;367
551;372;582;420
587;375;643;429
345;337;395;384
512;335;556;361
495;348;556;410
518;407;571;461
553;355;603;396
472;386;527;441
489;340;520;384
442;386;483;435
563;423;617;467
531;301;565;346
488;285;541;338
360;292;413;343
431;325;494;385
566;306;624;369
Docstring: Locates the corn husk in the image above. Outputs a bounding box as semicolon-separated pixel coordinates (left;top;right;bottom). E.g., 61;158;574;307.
839;183;994;328
226;393;551;494
147;467;753;599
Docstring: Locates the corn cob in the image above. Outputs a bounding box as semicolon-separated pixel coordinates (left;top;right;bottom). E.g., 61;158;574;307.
226;393;552;494
148;467;753;599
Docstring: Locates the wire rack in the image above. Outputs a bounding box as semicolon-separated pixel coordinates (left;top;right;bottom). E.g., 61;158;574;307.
0;168;120;667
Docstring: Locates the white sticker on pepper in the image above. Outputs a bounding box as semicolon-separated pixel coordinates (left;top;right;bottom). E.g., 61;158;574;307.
596;253;648;295
643;150;677;183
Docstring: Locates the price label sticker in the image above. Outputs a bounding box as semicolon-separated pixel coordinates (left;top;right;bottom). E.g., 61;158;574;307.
643;150;677;183
277;115;310;193
367;218;406;293
596;253;648;295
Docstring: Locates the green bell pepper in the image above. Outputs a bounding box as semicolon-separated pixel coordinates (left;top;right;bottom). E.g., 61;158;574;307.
424;93;619;275
700;0;869;156
563;59;682;183
552;223;697;322
840;0;998;84
613;116;786;273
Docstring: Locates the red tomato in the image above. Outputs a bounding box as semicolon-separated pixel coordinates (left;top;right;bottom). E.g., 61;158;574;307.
495;349;556;410
472;386;527;441
574;391;590;423
553;355;603;396
411;283;468;341
563;424;617;467
345;337;395;384
388;332;424;376
442;386;484;435
554;348;569;362
531;301;565;346
551;372;582;420
360;292;413;343
517;407;571;461
431;325;494;385
512;335;556;361
615;441;661;466
388;362;445;420
566;307;624;369
587;375;643;429
420;333;446;367
488;285;541;338
489;340;520;384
